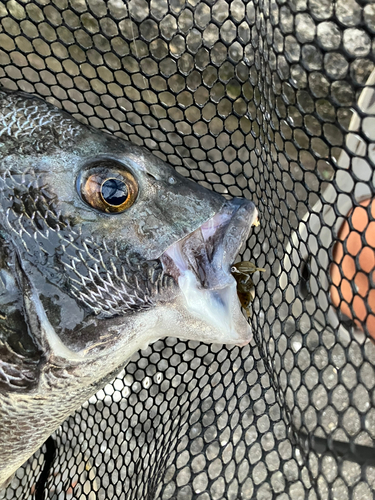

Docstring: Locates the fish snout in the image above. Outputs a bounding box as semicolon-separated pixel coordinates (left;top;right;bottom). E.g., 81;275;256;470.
160;198;258;346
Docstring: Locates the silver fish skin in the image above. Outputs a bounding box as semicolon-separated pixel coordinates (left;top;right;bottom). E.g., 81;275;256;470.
0;87;257;488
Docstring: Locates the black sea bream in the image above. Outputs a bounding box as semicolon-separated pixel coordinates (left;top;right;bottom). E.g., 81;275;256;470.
0;88;257;487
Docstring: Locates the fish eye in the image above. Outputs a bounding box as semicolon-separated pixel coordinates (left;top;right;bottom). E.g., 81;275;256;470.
79;161;138;213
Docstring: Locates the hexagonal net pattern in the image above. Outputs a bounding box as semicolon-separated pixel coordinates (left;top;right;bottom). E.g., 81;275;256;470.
0;0;375;499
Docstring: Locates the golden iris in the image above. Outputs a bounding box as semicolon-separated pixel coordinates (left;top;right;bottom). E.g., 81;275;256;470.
80;162;138;213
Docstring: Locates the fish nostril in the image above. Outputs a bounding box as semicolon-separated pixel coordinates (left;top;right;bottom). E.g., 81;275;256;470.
146;172;158;182
146;172;176;184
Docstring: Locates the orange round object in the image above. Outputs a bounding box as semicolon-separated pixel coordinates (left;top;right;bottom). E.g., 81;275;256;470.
330;198;375;338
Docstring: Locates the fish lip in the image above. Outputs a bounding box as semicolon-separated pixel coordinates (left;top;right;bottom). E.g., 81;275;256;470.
161;198;257;285
205;198;258;273
160;198;258;346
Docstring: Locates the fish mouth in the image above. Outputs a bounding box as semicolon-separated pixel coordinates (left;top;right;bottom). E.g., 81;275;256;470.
160;198;258;346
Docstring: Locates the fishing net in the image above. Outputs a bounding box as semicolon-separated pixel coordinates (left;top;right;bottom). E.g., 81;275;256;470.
1;0;375;498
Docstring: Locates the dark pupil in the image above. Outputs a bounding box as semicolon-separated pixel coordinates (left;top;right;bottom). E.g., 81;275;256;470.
101;178;128;206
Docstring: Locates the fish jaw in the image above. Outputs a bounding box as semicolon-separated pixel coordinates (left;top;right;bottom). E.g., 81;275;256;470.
160;198;258;346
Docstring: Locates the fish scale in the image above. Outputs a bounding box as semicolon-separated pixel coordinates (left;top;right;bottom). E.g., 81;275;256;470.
5;172;155;315
0;90;83;151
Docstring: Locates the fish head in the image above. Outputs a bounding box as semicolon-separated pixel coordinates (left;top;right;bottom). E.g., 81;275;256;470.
0;87;259;383
0;87;258;487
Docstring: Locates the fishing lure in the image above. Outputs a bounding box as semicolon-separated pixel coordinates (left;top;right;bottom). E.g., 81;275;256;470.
231;261;265;316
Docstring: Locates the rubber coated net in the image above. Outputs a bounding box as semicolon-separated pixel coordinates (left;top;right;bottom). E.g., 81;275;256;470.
1;0;375;499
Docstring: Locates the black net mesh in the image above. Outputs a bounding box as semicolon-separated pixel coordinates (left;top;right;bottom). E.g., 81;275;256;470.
1;0;375;498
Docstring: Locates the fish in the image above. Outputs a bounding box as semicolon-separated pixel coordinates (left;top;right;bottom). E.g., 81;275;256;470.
0;87;258;488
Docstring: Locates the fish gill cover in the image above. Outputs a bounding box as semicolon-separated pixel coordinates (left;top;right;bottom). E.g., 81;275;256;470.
0;0;374;499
